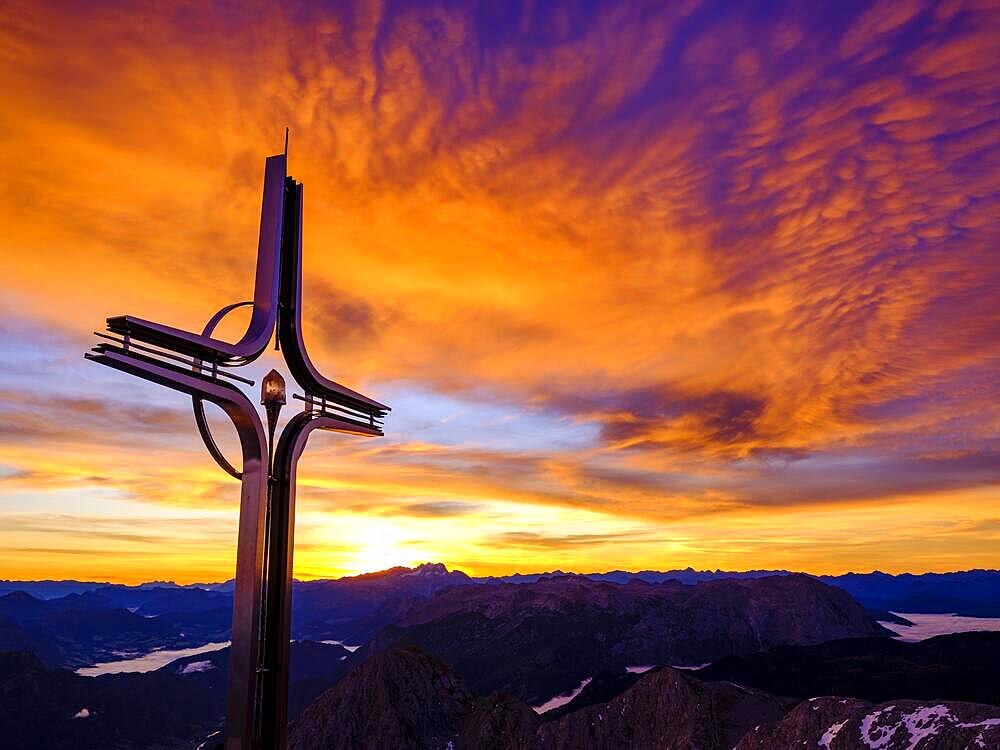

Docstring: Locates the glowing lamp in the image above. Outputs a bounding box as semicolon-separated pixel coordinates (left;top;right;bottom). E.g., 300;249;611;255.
261;368;287;407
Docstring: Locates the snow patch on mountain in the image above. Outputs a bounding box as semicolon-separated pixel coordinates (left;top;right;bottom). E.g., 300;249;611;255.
179;660;215;674
860;705;897;748
532;677;593;714
819;718;847;749
320;639;360;652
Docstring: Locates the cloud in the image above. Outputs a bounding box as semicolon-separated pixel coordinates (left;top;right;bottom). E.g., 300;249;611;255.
0;0;996;578
395;500;483;518
486;530;665;551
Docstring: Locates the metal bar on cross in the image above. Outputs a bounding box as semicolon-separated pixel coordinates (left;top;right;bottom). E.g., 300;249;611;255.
85;142;389;750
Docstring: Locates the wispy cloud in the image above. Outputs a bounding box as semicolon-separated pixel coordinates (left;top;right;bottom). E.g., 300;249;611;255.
0;0;996;579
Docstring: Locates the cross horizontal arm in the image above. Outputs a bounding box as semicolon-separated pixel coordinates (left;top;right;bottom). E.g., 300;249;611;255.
84;343;268;750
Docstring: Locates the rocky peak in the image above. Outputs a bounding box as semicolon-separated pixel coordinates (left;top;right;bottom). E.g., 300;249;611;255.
408;563;451;576
287;646;536;750
536;667;791;750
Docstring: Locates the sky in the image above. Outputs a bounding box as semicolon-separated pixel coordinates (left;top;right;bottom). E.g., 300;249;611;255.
0;0;997;583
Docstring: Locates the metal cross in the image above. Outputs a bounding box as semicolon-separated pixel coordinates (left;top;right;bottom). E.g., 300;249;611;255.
85;146;389;750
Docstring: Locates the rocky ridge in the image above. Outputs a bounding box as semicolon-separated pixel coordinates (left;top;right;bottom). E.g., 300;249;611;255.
288;646;791;750
365;573;889;703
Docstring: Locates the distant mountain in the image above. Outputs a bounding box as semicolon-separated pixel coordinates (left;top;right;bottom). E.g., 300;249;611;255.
0;580;112;600
475;568;1000;618
0;564;470;669
815;570;1000;618
0;591;233;668
473;566;792;585
696;631;1000;706
2;565;995;645
292;562;473;643
1;564;995;676
363;574;888;705
93;584;231;615
734;696;1000;749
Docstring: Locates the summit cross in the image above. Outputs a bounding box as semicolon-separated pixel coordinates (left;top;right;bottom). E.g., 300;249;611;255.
86;144;389;750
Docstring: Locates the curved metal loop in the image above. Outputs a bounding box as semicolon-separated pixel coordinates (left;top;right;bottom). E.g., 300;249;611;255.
192;301;255;480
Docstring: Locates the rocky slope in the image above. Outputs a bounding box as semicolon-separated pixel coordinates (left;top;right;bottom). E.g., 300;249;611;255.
0;590;229;667
365;574;889;704
293;563;472;643
474;568;1000;617
288;646;537;750
735;697;1000;749
534;666;790;750
290;646;1000;749
288;646;790;750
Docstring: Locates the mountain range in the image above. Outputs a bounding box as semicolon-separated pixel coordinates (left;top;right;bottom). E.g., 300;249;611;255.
362;573;888;704
287;642;1000;750
0;589;231;667
2;564;999;748
5;564;998;616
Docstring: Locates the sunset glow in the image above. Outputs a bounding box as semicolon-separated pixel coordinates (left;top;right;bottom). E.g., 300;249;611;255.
0;0;997;583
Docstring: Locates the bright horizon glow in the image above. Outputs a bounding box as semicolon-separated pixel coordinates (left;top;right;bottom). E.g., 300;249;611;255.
0;0;997;583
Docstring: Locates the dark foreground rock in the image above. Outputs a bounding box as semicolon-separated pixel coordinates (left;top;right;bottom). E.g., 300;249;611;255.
735;696;1000;749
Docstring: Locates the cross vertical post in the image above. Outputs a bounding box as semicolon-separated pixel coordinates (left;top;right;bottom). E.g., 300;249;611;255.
86;145;389;749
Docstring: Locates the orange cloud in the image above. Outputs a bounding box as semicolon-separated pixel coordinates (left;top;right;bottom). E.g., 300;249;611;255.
0;0;997;581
